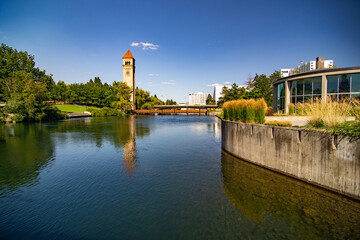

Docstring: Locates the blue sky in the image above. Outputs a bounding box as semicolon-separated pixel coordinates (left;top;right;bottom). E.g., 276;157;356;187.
1;0;359;103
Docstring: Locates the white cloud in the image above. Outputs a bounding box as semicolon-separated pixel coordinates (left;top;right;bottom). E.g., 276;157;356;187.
223;81;231;84
207;83;221;87
147;82;153;86
148;73;160;77
131;42;159;50
161;80;176;85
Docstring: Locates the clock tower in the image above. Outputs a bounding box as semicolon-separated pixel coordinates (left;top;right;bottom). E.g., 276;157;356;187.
122;49;135;109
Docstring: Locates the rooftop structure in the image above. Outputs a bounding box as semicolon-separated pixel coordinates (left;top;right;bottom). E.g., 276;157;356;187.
273;66;360;113
280;57;334;78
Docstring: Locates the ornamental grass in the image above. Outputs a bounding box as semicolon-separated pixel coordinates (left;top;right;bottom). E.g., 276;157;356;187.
305;98;352;128
288;103;295;115
222;98;267;124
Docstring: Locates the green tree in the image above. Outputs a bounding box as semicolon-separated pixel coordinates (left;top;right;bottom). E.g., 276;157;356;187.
206;94;215;105
252;70;280;107
111;82;132;112
218;83;246;105
3;71;53;121
135;87;151;109
0;43;55;101
165;99;177;105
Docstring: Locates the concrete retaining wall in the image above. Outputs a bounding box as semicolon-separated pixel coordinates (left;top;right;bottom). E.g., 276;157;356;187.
221;119;360;199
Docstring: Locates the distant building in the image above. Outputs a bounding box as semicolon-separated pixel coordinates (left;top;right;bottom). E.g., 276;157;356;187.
273;66;360;113
213;85;226;104
189;92;208;105
280;57;334;77
212;84;247;103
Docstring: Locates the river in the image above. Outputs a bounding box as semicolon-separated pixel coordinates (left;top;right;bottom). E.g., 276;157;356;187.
0;116;359;239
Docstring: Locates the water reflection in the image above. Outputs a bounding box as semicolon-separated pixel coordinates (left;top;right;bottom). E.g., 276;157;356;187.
122;116;137;177
0;123;55;193
0;117;151;192
221;151;360;239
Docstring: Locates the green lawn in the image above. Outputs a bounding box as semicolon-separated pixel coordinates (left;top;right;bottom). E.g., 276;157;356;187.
54;104;88;113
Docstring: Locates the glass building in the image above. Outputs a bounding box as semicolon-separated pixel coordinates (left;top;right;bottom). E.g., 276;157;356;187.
273;67;360;113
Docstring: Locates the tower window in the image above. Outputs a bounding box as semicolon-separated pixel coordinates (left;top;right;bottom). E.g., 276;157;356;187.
125;61;131;65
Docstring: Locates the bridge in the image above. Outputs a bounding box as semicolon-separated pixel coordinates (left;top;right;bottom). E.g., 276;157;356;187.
135;105;219;115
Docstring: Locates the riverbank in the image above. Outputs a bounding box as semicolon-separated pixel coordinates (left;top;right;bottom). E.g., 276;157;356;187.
221;119;360;200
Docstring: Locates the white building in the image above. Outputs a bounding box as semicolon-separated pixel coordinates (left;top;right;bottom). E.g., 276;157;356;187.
189;92;208;105
280;69;291;78
281;57;334;77
213;85;226;104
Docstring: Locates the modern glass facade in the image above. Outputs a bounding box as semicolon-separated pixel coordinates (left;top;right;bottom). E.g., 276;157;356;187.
289;77;322;105
277;83;285;111
327;73;360;101
272;68;360;113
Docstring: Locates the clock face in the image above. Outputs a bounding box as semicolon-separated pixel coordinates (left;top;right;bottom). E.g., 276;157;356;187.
126;71;130;75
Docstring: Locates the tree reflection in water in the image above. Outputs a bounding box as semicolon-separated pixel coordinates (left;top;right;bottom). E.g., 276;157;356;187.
0;123;55;193
0;116;152;192
221;151;360;240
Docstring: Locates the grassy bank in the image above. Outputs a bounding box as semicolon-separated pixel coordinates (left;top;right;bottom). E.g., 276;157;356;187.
54;104;87;113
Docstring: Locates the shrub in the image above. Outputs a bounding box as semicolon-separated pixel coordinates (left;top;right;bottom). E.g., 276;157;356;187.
333;121;360;137
264;120;292;127
222;98;267;124
288;103;294;115
87;107;124;117
255;98;267;124
141;102;154;110
43;106;67;121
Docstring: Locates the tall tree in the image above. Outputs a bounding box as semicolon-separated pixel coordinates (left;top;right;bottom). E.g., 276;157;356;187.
0;43;55;101
218;83;246;105
206;94;215;105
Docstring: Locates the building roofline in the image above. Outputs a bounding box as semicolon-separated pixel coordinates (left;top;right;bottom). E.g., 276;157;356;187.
274;66;360;85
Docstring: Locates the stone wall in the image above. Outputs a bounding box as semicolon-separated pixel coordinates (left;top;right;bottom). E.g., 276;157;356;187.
221;119;360;199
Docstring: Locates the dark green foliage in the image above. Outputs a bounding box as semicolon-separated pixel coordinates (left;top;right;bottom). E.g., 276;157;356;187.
242;89;263;100
87;107;124;117
253;71;281;107
218;83;246;106
135;87;165;109
206;94;215;105
42;106;67;121
0;43;55;102
141;102;154;109
333;121;360;137
165;99;177;105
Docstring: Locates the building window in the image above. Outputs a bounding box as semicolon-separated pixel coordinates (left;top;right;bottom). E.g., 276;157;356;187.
290;77;322;104
327;73;360;101
277;83;285;111
125;61;131;65
352;73;360;92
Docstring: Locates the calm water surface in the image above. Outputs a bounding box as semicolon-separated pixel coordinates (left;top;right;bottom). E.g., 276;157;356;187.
0;116;359;239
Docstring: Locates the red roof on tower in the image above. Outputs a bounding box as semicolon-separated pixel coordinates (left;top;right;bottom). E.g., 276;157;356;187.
122;50;134;59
